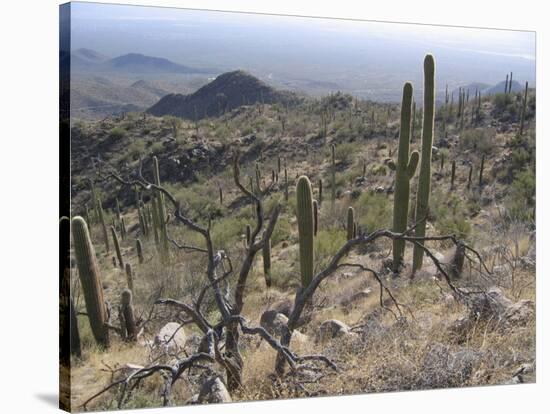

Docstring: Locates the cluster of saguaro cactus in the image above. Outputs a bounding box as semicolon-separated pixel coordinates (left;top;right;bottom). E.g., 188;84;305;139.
504;71;514;94
72;216;110;348
389;82;419;272
413;54;436;272
296;176;314;288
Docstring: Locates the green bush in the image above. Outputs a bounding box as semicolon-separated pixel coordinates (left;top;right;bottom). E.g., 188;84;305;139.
354;191;392;232
459;128;495;154
431;189;471;240
314;229;347;270
109;127;126;140
505;169;535;221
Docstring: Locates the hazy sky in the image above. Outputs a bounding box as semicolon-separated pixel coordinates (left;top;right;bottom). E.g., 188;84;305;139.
68;2;536;100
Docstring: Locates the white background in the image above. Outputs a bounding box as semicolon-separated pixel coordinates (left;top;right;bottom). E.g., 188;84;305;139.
0;0;546;412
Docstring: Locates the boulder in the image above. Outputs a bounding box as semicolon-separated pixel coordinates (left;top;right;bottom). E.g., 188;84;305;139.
155;322;186;351
260;310;289;337
318;319;351;342
503;299;535;326
197;377;232;404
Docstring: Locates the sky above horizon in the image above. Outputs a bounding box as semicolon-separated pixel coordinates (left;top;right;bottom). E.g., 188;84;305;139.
67;2;536;100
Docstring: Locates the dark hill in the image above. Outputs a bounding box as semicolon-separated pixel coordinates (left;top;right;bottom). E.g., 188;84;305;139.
107;53;207;74
147;70;299;119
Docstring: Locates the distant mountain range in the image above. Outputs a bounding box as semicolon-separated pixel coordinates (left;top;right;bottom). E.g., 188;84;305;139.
147;70;300;120
71;48;215;75
451;80;525;98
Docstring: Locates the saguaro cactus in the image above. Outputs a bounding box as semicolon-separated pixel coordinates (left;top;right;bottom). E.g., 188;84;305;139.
313;200;319;236
125;263;134;291
450;160;456;189
284;168;289;201
111;225;124;269
519;81;528;136
331;144;336;204
296;176;314;288
71;216;110;348
120;289;137;341
318;179;323;205
345;206;355;241
97;198;110;252
153;156;169;260
389;82;419;271
263;237;272;288
479;154;485;188
467;164;473;189
413;54;436;272
136;239;144;264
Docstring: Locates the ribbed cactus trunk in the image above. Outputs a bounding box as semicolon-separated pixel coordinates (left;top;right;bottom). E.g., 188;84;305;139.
313;199;319;236
110;225;124;268
125;263;134;291
151;193;160;247
391;82;419;272
136;239;144;264
413;54;436;272
97;198;110;252
71;216;110;348
263;237;272;288
284;168;289;201
121;289;137;341
330;144;336;204
450;160;456;190
479;154;485;188
318;179;323;205
153;156;169;261
519;81;528;136
296;176;314;288
346;206;355;241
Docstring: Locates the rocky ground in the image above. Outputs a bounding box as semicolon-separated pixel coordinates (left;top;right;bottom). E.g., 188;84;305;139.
67;89;536;410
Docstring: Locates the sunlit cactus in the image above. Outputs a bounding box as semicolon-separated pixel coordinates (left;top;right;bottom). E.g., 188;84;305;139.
71;216;110;348
121;289;137;341
390;82;419;272
296;176;314;288
136;238;144;264
263;237;272;288
111;225;124;268
346;206;355;241
413;54;436;272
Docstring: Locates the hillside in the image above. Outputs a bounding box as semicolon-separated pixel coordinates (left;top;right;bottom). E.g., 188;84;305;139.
147;70;301;119
67;69;535;411
107;53;211;74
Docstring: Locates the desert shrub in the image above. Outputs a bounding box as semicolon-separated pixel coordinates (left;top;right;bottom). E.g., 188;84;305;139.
314;229;347;270
504;169;535;222
149;141;164;154
431;190;471;240
211;216;249;251
459;128;495;154
109;127;126;140
127;139;146;160
493;93;513;112
328;142;359;166
354;191;392;232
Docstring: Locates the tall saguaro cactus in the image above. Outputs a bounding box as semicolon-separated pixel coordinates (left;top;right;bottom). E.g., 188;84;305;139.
111;225;124;268
296;176;314;288
136;239;144;264
330;144;336;204
97;198;110;253
313;199;319;236
120;289;137;341
519;81;529;136
346;206;355;241
262;237;272;288
153;156;169;261
413;54;436;272
71;216;110;348
389;82;419;272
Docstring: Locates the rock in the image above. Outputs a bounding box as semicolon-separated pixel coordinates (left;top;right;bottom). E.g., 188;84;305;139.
197;377;232;404
503;299;535;326
291;330;309;345
271;298;294;316
462;287;513;320
341;289;373;307
318;319;351;342
260;310;289;337
419;343;482;388
155;322;186;351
